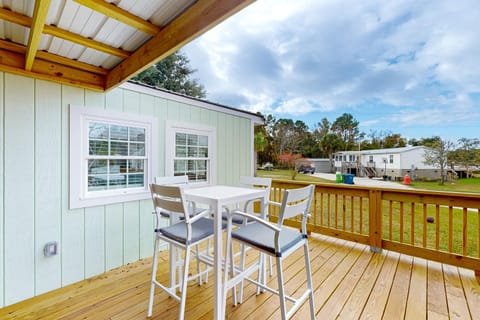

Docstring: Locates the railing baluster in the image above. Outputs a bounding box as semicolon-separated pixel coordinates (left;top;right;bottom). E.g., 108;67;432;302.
411;202;415;245
423;203;427;248
389;200;393;240
448;206;453;252
351;196;354;233
400;202;404;243
435;205;440;250
320;191;324;226
359;197;363;234
327;194;331;228
463;207;468;256
342;195;346;231
335;194;338;229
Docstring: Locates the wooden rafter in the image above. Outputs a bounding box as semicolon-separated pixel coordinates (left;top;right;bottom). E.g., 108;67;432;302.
0;39;109;75
25;0;51;70
74;0;160;36
0;7;130;59
0;0;254;91
105;0;255;90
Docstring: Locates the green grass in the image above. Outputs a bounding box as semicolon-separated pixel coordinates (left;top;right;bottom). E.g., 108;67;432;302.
258;169;480;194
257;169;332;183
409;178;480;194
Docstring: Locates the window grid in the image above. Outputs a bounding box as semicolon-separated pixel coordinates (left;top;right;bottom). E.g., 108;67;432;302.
87;122;147;192
173;132;209;182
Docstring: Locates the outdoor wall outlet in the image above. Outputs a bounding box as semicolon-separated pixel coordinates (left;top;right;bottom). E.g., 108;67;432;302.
44;241;58;257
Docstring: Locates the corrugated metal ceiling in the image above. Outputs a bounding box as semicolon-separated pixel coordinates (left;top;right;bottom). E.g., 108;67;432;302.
0;0;254;91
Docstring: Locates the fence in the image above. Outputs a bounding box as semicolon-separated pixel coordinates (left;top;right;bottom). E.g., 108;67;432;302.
269;179;480;276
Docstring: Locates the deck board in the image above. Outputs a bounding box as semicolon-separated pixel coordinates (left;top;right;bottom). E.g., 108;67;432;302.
0;234;479;320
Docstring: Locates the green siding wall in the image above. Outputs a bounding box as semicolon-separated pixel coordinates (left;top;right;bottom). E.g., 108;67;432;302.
0;73;255;307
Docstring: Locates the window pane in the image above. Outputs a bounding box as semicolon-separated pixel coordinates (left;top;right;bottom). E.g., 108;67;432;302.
128;174;144;187
88;175;108;191
129;127;145;142
187;160;195;171
109;159;127;174
174;160;186;173
187;134;198;146
129;142;145;156
110;141;128;156
187;146;198;157
196;160;206;170
110;125;128;141
176;133;186;146
88;159;107;174
89;122;108;139
176;146;187;157
128;160;144;173
89;140;108;155
108;175;127;189
198;135;208;147
198;147;208;157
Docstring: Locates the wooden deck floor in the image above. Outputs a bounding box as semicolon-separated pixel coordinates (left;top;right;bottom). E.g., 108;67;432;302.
1;234;479;319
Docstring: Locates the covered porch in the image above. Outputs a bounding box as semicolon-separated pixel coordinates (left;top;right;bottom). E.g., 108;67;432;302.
1;233;478;319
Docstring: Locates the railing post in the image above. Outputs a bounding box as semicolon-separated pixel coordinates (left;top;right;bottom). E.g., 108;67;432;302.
369;189;383;253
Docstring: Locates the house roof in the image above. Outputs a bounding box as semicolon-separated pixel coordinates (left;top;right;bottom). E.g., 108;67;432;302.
122;80;265;124
0;0;254;91
336;146;427;155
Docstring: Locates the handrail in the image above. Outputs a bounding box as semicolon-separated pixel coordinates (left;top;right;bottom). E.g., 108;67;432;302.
270;179;480;281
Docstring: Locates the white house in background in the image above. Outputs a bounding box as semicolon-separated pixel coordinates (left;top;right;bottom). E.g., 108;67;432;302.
334;146;440;180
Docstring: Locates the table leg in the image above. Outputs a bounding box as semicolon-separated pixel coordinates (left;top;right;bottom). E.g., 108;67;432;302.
213;202;224;319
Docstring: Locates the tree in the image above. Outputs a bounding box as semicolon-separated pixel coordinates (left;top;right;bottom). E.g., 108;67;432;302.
331;113;361;151
320;133;343;173
132;51;206;98
450;138;480;178
423;139;454;185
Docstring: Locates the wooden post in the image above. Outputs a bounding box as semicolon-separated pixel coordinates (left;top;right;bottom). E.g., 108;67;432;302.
369;189;383;253
475;270;480;284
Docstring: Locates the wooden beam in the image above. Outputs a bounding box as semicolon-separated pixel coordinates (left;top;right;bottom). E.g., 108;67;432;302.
0;39;109;75
0;6;130;59
105;0;255;90
74;0;160;35
25;0;51;70
43;25;130;58
0;48;105;91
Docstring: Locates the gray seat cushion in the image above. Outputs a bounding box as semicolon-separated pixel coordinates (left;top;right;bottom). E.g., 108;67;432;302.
160;207;205;220
158;218;225;245
231;223;304;257
221;210;256;225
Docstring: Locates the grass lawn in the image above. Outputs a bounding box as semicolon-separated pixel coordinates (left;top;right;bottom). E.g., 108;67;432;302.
257;169;332;183
409;177;480;194
258;169;480;194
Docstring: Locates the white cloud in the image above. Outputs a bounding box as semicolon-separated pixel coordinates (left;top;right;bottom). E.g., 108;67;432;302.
183;0;480;138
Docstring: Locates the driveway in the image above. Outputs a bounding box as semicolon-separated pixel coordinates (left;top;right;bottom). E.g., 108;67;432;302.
312;173;414;190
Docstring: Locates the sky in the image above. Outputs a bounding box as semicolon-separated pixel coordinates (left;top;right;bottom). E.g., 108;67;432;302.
183;0;480;142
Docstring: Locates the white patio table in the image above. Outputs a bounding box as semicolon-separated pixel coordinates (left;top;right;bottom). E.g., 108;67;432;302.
184;185;267;319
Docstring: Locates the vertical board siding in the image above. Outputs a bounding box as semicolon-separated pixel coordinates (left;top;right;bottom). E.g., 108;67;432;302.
122;90;141;264
84;92;107;278
61;86;85;286
0;75;255;307
0;72;4;307
4;74;35;305
34;80;62;296
104;90;125;270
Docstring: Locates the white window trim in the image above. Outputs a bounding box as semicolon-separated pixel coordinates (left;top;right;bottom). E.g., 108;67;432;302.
165;121;216;186
69;105;158;209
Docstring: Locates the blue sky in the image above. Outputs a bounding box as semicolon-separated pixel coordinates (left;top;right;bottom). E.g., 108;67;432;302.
183;0;480;142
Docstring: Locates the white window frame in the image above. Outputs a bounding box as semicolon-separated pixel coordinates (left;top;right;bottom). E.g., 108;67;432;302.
69;105;158;209
165;121;216;186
